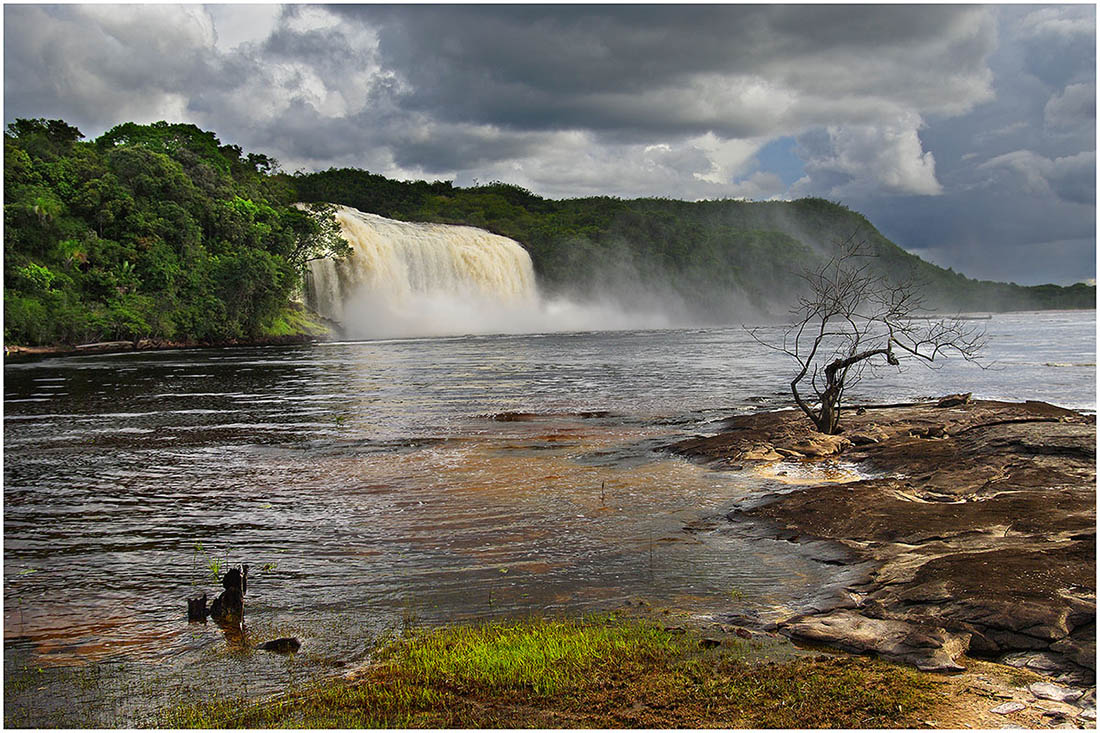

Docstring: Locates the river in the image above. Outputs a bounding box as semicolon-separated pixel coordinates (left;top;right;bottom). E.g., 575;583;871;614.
3;310;1094;725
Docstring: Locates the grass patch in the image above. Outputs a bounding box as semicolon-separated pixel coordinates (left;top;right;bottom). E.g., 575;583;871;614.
260;306;330;339
160;615;940;728
389;616;676;696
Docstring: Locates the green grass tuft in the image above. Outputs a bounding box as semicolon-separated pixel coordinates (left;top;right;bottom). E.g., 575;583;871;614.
159;615;939;729
382;616;675;696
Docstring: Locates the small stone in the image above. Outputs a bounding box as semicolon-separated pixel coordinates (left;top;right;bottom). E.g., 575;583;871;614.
734;627;752;639
699;637;722;649
789;433;851;457
936;392;972;408
258;637;301;654
991;702;1026;715
1078;707;1096;721
1029;682;1084;703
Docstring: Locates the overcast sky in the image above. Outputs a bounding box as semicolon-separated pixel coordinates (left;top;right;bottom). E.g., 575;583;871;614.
4;4;1095;286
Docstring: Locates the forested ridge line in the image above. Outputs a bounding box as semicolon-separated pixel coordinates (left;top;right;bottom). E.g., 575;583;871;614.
295;168;1095;316
5;118;1093;347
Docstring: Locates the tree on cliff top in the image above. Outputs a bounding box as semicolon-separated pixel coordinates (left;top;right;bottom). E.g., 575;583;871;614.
749;233;987;434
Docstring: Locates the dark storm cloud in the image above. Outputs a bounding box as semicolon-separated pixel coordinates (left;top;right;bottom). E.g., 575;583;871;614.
2;4;1093;284
332;4;994;138
832;5;1096;285
3;4;996;171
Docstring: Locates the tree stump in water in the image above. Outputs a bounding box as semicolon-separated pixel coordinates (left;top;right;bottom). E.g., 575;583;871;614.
185;565;300;654
209;565;248;628
187;593;208;622
188;565;249;626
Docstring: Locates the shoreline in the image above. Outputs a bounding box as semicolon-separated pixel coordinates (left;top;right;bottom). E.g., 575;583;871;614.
3;333;327;361
671;396;1096;689
145;615;1090;728
6;307;1095;363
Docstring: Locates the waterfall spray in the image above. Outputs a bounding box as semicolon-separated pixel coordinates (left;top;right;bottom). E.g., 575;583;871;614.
304;205;682;339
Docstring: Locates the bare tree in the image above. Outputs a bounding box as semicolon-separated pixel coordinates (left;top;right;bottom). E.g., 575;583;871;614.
749;232;987;434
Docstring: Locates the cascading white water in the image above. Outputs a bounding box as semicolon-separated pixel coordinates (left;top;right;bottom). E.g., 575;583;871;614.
304;204;689;338
305;206;544;338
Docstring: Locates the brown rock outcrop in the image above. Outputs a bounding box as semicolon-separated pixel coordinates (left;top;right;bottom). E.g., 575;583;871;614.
671;399;1096;683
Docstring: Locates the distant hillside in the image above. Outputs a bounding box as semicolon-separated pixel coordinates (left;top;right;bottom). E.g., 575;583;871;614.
295;169;1095;318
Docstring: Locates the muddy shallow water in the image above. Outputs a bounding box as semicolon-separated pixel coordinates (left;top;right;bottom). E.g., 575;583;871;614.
4;312;1094;725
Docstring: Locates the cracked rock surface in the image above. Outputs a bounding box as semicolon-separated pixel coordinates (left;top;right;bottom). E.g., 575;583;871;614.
672;399;1095;683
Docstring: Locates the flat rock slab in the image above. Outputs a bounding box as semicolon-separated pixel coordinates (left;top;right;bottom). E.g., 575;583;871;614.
783;609;970;672
991;702;1027;715
671;399;1096;681
1029;682;1085;703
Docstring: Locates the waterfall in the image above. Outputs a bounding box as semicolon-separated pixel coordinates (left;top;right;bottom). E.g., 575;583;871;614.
304;206;541;338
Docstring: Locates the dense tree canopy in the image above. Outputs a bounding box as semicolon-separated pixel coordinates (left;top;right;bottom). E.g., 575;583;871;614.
4;119;346;345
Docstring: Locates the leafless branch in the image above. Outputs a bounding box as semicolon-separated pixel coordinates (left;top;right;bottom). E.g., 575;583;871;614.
749;230;988;433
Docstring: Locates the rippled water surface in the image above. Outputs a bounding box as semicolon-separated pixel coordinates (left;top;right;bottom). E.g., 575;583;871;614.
4;310;1094;724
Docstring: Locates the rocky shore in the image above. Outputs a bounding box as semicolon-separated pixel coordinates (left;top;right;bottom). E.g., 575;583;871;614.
672;397;1095;690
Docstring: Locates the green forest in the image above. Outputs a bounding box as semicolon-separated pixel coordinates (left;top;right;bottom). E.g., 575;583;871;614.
4;119;1094;346
4;119;347;346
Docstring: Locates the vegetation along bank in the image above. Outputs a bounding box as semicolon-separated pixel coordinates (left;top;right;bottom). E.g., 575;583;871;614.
4;118;1095;350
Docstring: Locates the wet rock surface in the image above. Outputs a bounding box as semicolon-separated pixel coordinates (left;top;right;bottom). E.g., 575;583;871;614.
671;399;1096;683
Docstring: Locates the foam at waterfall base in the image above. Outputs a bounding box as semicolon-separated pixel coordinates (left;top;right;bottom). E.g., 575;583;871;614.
340;289;684;339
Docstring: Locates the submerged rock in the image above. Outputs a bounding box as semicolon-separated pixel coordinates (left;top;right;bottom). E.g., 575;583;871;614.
258;637;301;654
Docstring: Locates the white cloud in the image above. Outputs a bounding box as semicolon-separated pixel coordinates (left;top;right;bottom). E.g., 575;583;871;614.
978;149;1095;205
282;5;342;35
690;133;764;185
83;4;216;52
1018;7;1096;39
207;5;281;51
793;116;943;197
1045;82;1096;129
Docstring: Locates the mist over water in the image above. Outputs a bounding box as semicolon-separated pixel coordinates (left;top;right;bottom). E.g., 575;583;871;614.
305;206;698;338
